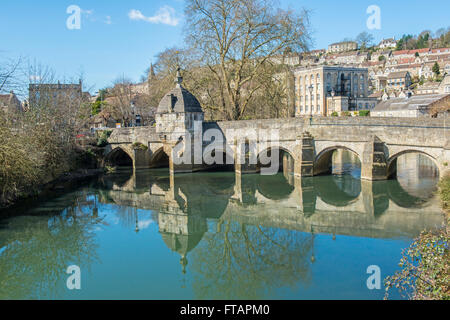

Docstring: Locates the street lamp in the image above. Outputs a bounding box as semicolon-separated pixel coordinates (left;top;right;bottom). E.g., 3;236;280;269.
308;84;314;125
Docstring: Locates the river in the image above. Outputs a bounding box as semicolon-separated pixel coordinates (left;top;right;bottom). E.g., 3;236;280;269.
0;152;443;300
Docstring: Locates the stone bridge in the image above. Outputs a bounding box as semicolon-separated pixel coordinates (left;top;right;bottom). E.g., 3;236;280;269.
106;117;449;180
105;70;449;180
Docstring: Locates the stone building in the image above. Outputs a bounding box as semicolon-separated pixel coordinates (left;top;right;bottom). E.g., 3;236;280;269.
28;80;83;107
327;41;358;53
416;82;440;95
156;68;205;172
371;93;450;118
377;38;397;49
439;74;450;94
386;71;412;91
294;66;377;116
0;91;22;113
325;51;369;65
131;63;156;95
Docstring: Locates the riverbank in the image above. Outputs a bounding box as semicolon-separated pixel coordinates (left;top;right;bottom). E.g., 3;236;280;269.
0;167;105;211
439;174;450;226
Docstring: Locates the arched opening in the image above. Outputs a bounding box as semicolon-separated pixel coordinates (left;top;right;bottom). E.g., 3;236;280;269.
106;148;133;168
204;149;235;172
258;147;295;180
387;151;440;200
314;147;361;178
150;148;170;169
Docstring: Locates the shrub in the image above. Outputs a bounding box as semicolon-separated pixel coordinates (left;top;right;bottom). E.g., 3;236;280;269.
359;110;370;117
439;175;450;210
385;175;450;300
97;130;112;147
342;111;351;117
132;142;148;151
331;112;338;117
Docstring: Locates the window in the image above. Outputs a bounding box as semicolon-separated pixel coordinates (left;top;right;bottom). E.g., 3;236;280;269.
317;104;320;112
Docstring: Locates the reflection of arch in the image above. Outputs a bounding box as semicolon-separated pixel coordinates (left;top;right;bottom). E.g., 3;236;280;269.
256;174;295;201
150;148;170;168
314;147;361;176
314;175;361;207
387;150;440;179
105;147;133;167
177;173;235;219
387;179;430;208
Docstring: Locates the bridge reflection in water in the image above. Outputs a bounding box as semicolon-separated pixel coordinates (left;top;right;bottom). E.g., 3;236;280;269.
98;151;442;273
0;151;443;299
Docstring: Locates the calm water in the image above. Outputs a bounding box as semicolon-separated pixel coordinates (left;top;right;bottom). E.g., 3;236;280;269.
0;153;443;300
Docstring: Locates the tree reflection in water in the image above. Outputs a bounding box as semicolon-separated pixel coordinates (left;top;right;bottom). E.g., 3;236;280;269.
190;221;313;300
0;190;102;299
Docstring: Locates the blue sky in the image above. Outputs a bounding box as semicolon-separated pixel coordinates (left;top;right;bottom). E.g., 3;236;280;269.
1;0;449;93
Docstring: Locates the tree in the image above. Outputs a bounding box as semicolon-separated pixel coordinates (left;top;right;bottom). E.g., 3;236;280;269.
106;76;135;126
417;32;430;49
0;56;23;94
433;62;441;77
184;0;312;120
355;32;374;50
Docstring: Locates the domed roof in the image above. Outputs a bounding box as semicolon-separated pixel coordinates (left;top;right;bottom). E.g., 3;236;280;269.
156;68;203;114
160;232;204;256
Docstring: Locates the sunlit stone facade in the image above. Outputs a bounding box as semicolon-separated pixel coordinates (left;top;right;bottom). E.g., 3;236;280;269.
294;66;371;117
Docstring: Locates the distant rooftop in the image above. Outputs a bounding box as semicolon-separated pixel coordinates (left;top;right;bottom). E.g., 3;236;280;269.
373;94;449;111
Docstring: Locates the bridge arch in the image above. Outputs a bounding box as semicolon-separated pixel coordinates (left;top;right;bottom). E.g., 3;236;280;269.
105;146;133;168
150;147;170;168
314;146;361;176
386;150;440;179
257;146;296;176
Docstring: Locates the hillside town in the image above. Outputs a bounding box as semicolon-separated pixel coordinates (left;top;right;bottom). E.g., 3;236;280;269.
2;31;449;131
